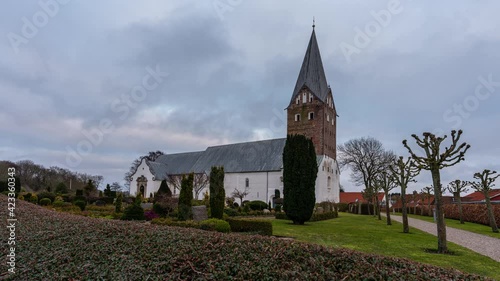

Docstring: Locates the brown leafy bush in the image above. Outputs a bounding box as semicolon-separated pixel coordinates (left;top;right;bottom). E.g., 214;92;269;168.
443;204;500;226
0;195;490;280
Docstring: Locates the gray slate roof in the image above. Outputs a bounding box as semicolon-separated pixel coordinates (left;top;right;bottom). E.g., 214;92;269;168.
290;29;330;104
191;138;287;173
155;151;204;175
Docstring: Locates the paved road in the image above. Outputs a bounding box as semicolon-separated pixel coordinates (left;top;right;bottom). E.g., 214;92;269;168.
384;213;500;262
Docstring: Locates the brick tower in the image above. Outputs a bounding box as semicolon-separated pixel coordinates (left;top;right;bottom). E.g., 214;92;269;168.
287;26;337;159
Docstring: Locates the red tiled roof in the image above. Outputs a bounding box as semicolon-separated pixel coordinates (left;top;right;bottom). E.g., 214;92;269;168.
339;192;384;204
464;189;500;202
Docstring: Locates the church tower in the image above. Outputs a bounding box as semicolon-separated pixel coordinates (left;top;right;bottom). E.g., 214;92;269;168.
287;26;337;160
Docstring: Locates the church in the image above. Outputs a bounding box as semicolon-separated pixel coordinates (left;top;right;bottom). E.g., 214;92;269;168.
129;26;341;205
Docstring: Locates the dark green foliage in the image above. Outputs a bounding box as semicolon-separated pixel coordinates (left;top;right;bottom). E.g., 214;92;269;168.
226;218;273;236
178;173;194;221
283;134;318;224
275;204;282;213
39;198;52;206
115;193;123;213
37;191;56;203
158;179;172;197
348;203;374;215
223;208;239;217
151;218;201;229
0;177;21;194
209;166;225;219
247;200;268;211
73;195;87;203
104;184;112;197
29;195;38;204
275;212;338;222
55;182;69;194
243;203;250;213
74;200;86;211
23;192;32;201
200;218;231;233
337;203;349;212
274;189;280;198
83;180;95;197
122;204;145;220
99;191;103;197
76;189;83;196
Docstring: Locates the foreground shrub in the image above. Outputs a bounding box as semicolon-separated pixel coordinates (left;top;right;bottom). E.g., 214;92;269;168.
151;218;200;229
223;208;239;217
0;195;492;280
39;198;52;206
38;191;56;203
200;218;231;233
144;210;160;221
29;195;38;204
74;200;86;211
17;195;24;201
53;200;65;208
247;200;268;211
121;204;145;220
226;218;273;236
115;193;123;213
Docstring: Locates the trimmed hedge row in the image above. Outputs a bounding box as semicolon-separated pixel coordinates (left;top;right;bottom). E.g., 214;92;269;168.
443;204;500;226
226;218;273;236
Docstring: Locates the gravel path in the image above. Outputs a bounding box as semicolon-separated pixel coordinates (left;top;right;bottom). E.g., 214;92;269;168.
384;213;500;262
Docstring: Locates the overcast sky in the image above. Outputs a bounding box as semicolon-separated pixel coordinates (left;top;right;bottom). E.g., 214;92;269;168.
1;0;499;194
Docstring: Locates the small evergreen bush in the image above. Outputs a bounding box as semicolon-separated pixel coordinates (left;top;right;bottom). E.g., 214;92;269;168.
122;204;145;220
200;218;231;233
223;208;239;217
248;200;268;211
30;195;38;204
39;198;52;206
74;200;86;211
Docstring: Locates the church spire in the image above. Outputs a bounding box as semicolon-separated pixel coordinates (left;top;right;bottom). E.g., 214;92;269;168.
289;25;329;105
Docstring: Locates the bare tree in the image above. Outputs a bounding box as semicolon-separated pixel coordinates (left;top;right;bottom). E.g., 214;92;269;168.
231;187;250;206
338;137;393;218
193;173;209;200
447;180;468;224
110;182;122;192
375;171;397;225
389;156;420;233
421;186;434;217
123;151;165;189
403;130;470;253
470;170;499;233
167;175;183;196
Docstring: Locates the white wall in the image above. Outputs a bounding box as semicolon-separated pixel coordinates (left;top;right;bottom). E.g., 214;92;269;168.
129;159;161;198
315;156;340;203
224;171;282;206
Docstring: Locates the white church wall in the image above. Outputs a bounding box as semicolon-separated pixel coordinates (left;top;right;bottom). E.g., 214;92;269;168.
315;156;340;203
224;171;282;206
129;159;160;198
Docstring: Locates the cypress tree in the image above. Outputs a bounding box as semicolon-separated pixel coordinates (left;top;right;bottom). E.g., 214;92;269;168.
178;173;194;221
209;166;225;219
283;134;317;225
158;179;172;197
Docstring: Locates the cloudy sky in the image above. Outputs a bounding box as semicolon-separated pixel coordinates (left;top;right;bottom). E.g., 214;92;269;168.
1;0;499;194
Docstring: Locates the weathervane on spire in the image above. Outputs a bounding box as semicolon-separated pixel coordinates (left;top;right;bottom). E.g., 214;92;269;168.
312;17;315;29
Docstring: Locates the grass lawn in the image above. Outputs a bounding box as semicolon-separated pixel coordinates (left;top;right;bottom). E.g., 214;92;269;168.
391;212;500;239
273;212;500;280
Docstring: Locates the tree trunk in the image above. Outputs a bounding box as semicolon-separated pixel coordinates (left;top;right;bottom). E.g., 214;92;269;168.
385;191;391;225
484;191;499;233
431;168;447;253
401;184;409;233
427;202;431;217
376;197;381;220
457;195;464;224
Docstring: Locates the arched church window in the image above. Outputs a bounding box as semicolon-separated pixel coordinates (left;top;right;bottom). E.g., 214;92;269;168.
327;176;331;187
303;93;307;103
309;93;313;102
245;178;249;187
295;114;301;122
308;112;314;120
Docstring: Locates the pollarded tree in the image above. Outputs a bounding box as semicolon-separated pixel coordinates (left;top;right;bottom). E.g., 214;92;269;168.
209;166;225;219
470;170;499;233
231;186;249;206
389;156;420;233
403;130;470;253
447;180;469;224
283;134;317;225
178;173;194;221
374;171;397;225
421;186;433;217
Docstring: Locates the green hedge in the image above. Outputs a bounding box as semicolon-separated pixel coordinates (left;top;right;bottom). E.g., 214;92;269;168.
337;203;349;212
151;218;201;229
226;218;272;236
39;198;52;206
200;218;231;233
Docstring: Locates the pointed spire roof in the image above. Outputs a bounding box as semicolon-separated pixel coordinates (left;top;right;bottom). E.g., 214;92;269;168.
290;28;330;104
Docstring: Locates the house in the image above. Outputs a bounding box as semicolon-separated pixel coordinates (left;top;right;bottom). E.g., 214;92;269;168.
463;189;500;203
339;192;386;205
129;26;341;204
